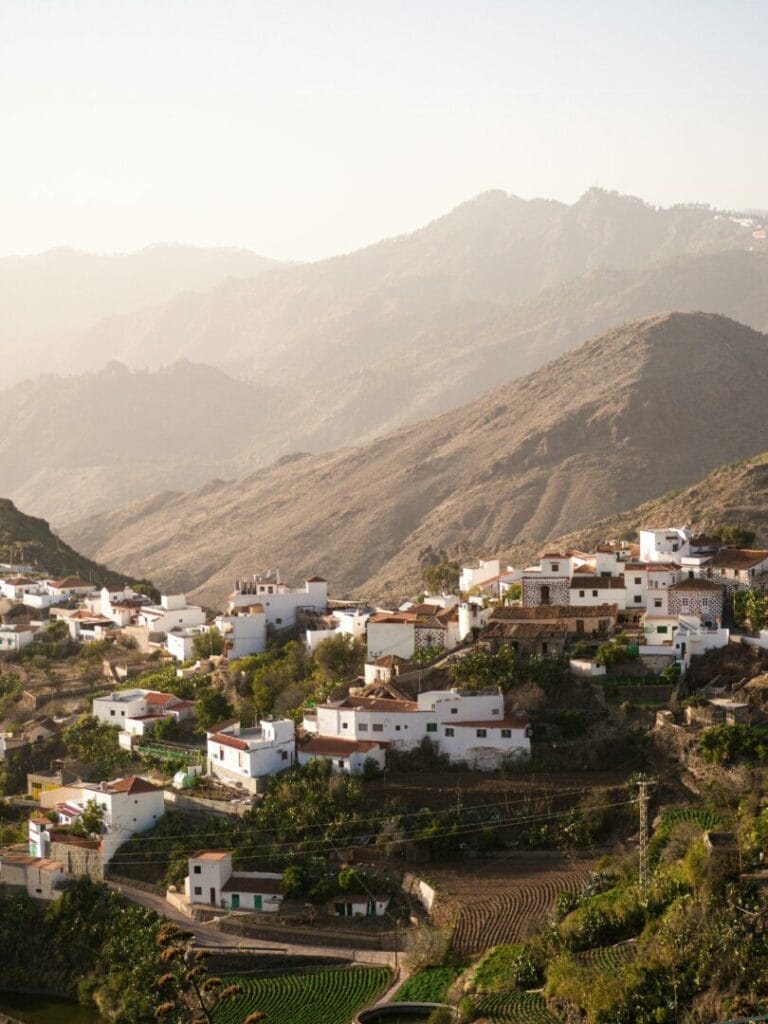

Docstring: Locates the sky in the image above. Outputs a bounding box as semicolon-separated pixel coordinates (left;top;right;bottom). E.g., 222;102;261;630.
1;0;767;261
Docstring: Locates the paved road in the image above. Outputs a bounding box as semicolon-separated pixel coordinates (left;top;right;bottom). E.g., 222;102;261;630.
107;879;398;968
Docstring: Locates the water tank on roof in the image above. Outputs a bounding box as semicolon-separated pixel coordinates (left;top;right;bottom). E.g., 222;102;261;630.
172;770;196;790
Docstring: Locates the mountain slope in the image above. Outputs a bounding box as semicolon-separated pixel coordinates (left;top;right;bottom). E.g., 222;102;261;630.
0;361;297;523
6;246;768;524
61;312;768;606
503;453;768;570
0;499;138;588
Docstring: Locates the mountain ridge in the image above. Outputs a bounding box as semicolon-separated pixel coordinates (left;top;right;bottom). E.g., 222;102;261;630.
59;311;768;606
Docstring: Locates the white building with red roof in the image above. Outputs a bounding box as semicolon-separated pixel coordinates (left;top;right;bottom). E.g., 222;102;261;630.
183;850;284;912
206;718;295;793
92;688;197;737
228;575;328;629
301;687;530;771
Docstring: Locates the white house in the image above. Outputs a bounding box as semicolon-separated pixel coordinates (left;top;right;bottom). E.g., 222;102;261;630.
183;850;284;911
214;606;267;659
46;576;96;601
622;563;681;610
92;688;197;736
228;576;328;629
708;549;768;590
303;688;530;770
329;893;391;917
569;576;627;610
137;594;205;637
366;604;460;661
0;576;39;600
165;628;200;662
206;719;295;793
460;558;506;593
36;775;165;868
638;529;692;563
96;586;147;626
0;849;68;901
0;623;34;653
297;734;388;775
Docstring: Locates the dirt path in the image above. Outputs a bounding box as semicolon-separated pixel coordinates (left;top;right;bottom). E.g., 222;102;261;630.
108;879;397;966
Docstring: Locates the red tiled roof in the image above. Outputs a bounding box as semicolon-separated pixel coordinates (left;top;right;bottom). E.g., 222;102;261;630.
209;732;249;751
710;549;768;571
334;696;418;712
299;735;389;756
143;691;177;706
191;850;231;861
668;579;722;591
490;604;618;621
207;718;239;734
222;875;284;894
305;576;327;583
48;576;93;590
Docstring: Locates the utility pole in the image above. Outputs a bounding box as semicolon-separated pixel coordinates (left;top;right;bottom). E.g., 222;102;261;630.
638;777;650;905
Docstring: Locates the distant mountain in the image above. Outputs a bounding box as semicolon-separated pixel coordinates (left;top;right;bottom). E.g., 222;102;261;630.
61;312;768;606
0;498;136;588
0;361;295;523
6;236;768;525
53;191;765;384
0;244;278;384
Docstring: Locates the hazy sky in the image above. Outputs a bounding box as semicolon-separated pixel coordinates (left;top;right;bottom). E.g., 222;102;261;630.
1;0;766;260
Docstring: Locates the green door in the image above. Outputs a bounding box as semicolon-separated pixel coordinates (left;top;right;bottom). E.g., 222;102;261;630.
254;894;262;910
231;893;240;909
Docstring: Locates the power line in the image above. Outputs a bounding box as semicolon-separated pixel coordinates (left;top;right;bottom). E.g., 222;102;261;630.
41;797;638;869
21;779;633;851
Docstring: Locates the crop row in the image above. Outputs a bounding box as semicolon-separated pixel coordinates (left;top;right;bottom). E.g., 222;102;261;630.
476;991;561;1022
393;966;461;1003
213;965;391;1024
452;869;591;955
662;807;720;830
575;940;636;972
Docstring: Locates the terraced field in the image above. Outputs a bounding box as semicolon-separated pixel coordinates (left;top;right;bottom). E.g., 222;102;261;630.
439;857;594;956
213;965;391;1024
574;940;636;971
393;966;461;1003
662;808;720;830
476;992;561;1022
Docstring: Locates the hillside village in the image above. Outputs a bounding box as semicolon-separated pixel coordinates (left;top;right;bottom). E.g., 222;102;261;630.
4;519;768;1021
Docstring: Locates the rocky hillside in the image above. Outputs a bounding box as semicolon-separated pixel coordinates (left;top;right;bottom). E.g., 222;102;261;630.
0;361;292;523
0;499;138;588
5;232;768;524
504;453;768;570
61;312;768;606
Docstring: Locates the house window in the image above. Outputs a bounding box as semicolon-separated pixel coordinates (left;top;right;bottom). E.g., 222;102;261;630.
110;709;115;717
342;722;349;729
681;597;689;607
579;590;585;598
654;599;662;608
276;617;282;625
395;724;401;731
337;759;344;768
634;596;642;604
193;865;201;874
634;577;642;584
426;723;437;733
281;750;288;760
476;729;487;738
194;886;202;896
592;590;598;597
358;723;368;731
445;727;454;737
501;729;512;738
657;626;668;634
551;563;559;572
450;707;458;714
372;724;384;733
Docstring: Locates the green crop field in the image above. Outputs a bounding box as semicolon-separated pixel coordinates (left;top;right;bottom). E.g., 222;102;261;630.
393;966;461;1003
662;808;720;830
213;965;391;1024
475;992;561;1023
575;940;636;972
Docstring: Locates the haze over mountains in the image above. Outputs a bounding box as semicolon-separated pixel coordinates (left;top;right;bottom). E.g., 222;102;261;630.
3;189;768;524
0;244;277;383
61;312;768;605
